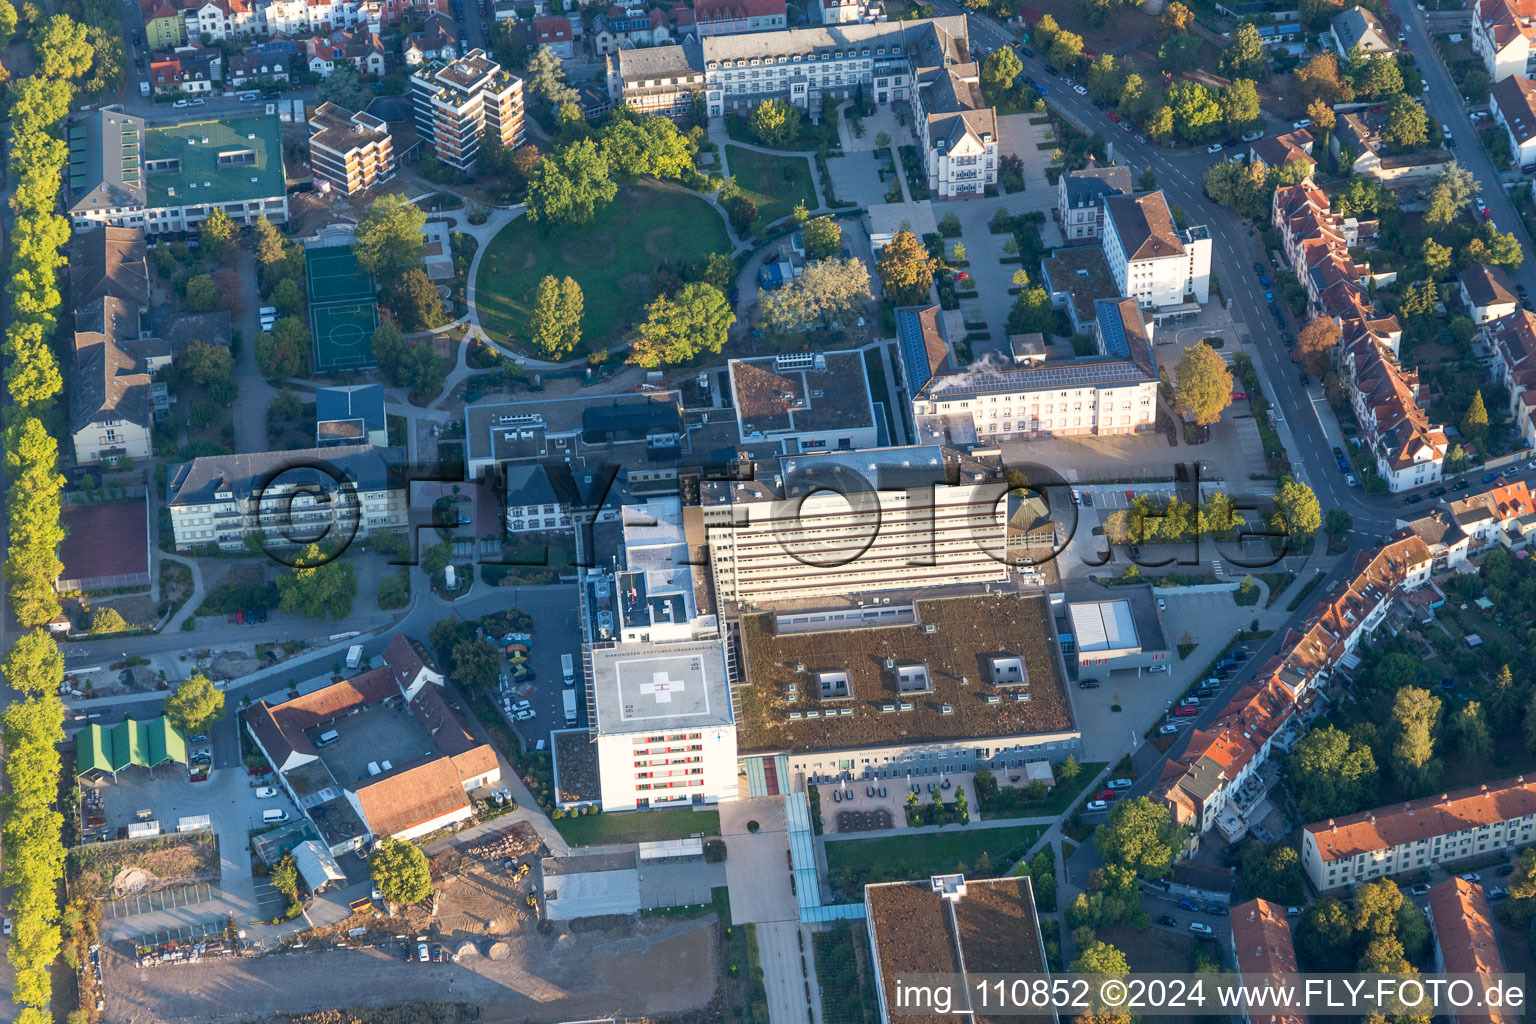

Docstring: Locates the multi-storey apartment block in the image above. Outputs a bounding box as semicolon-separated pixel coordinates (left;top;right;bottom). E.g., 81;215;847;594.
1485;307;1536;448
167;445;404;551
899;301;1159;442
307;102;395;194
1341;331;1448;493
410;49;524;172
1101;191;1211;307
1303;776;1536;890
1426;879;1513;1024
1472;0;1536;83
67;112;288;234
694;0;786;35
1229;899;1309;1024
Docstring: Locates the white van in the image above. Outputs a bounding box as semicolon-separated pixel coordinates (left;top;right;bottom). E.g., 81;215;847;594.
262;809;289;824
316;729;340;747
346;645;363;670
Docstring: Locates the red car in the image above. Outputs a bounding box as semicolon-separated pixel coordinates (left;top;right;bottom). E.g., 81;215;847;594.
1094;789;1118;801
235;609;245;624
1483;208;1494;220
1231;390;1248;400
1174;706;1199;717
1107;112;1120;122
953;270;971;282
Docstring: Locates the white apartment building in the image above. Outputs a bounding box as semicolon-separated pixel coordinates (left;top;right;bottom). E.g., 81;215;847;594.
410;49;524;172
66;112;289;234
1303;775;1536;890
1342;333;1448;493
186;0;262;41
698;445;1010;610
588;639;739;811
1102;191;1212;308
307;102;395;194
899;302;1159;442
167;445;405;552
1472;0;1536;84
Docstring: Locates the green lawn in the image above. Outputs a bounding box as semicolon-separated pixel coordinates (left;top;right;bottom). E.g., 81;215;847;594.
823;824;1046;894
724;145;817;228
474;183;730;357
553;807;720;846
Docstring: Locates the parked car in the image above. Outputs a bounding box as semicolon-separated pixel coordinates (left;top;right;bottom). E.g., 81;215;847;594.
1073;84;1088;95
1079;679;1100;689
1094;790;1118;801
515;709;536;721
190;733;208;743
1488;887;1509;899
1292;117;1311;129
1189;922;1213;935
1178;899;1199;911
1174;705;1199;717
2;918;10;936
1158;915;1177;926
1107;778;1133;790
1019;46;1035;57
1158;723;1180;735
417;943;430;962
1206;142;1223;153
1460;872;1481;883
1156;596;1165;610
1497;864;1516;876
1231;390;1248;401
255;786;278;799
1410;883;1431;896
1086;799;1108;811
235;609;245;624
1180;696;1201;707
510;700;532;713
1205;904;1228;916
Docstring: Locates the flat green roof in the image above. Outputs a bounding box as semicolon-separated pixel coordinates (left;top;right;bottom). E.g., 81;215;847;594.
144;114;286;208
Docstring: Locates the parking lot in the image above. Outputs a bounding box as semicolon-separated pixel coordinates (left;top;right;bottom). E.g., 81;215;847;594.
493;584;585;753
105;883;216;921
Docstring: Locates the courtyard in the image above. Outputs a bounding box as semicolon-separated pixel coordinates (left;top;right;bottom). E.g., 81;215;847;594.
474;183;731;357
721;146;817;228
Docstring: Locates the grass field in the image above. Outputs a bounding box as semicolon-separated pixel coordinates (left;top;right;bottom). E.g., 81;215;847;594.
823;824;1046;894
724;146;817;229
474;183;730;356
553;807;721;847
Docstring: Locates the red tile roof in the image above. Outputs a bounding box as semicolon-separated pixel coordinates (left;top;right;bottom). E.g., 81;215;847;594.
1230;899;1308;1024
1427;878;1512;1024
354;757;473;838
1306;775;1536;862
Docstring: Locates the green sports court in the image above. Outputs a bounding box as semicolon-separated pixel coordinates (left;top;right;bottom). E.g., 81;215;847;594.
306;245;380;372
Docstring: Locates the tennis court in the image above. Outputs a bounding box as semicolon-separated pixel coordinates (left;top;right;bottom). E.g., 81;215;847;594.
306;246;380;372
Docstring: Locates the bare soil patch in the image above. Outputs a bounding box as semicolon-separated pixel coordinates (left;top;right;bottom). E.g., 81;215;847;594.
69;832;222;899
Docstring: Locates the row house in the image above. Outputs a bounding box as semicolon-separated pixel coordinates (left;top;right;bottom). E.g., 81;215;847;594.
1229;899;1309;1024
1157;537;1434;844
306;26;387;77
1471;0;1536;84
149;54;221;94
143;0;187;48
1342;331;1447;493
1482;308;1536;448
262;0;370;37
1447;480;1536;551
227;49;295;86
1303;776;1536;890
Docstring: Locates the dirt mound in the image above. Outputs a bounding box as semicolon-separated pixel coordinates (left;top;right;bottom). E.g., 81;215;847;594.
486;942;510;961
456;941;478;959
112;867;153;895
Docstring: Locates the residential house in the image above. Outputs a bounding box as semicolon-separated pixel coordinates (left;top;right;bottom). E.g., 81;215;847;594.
185;0;261;41
1057;161;1133;241
1158;537;1434;842
1446;480;1536;552
1229;899;1309;1024
913;55;998;199
528;15;574;59
1459;263;1520;323
1342;331;1447;492
141;0;186;49
1425;879;1513;1024
306;26;388;77
1332;110;1454;183
167;444;405;551
70;227;150;312
1303;776;1536;890
307;102;395;194
1490;73;1536;167
1471;0;1536;84
1394;508;1471;571
1484;308;1536;447
1101;191;1212;307
1248;128;1315;175
404;13;459;64
67;112;289;234
1331;5;1393;57
592;4;673;53
69;297;157;467
149;54;220;95
694;0;787;35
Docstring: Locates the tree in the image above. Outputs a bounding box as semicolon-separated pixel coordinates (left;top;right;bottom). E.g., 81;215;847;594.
1221;78;1262;132
526;138;618;227
1219;22;1266;79
803;216;842;260
269;277;304;320
1462;390;1490;447
352;195;426;283
750;99;802;148
371;837;432;906
381;268;443;331
164;674;225;737
316;63;370;110
198;208;236;261
371;318;446;397
1354;52;1403;100
1166;80;1223;142
177;341;235;388
1174;341;1234;426
1159;1;1194;37
761;258;872;334
253;216;288;270
1473;223;1524;270
1047;29;1084;69
450;637;501;691
1382;94;1429;150
725;193;758;236
1425;163;1479;227
1451;701;1493;759
1058;755;1081;783
1391;685;1441;780
599;112;695;181
277;543;358;620
5;418;65;627
257;318;309;378
1138;165;1158;191
2;630;65;698
1272;478;1322;538
1006;286;1056;336
269;856;299;899
525;45;575;106
1071;940;1129;976
88;607;129;635
1289;724;1377;820
528;275;584;360
1297;898;1355;970
630;282;735;368
1159;33;1203;74
876;229;937;306
1422;238;1452;277
1201;160;1270;220
1307;98;1336;133
1093;796;1186;879
1296;52;1351;104
184;274;218;312
0;0;16;49
1326;508;1354;539
981;46;1023;95
1297;315;1342;375
31;14;92;80
1242;842;1304;903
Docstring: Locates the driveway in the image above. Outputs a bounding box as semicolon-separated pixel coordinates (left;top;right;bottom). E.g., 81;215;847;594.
231;250;278;453
719;798;794;925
